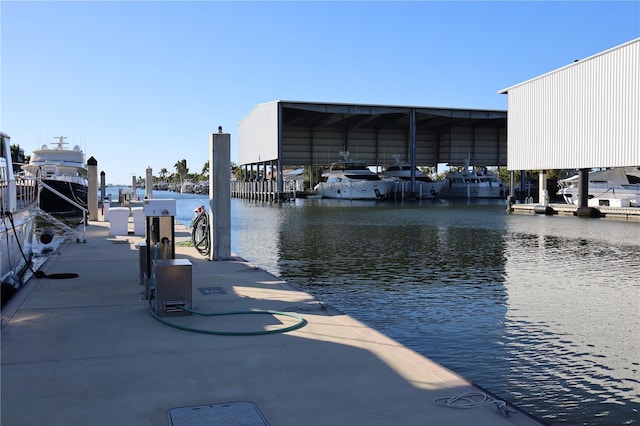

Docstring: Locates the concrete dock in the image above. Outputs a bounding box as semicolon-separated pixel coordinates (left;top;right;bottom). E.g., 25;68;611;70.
1;219;544;426
509;202;640;221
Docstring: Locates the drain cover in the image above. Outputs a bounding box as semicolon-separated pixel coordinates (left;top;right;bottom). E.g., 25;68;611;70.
167;401;269;426
198;286;227;295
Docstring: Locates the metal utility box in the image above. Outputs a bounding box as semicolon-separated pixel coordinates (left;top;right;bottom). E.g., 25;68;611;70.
143;198;176;216
144;199;176;294
153;259;192;317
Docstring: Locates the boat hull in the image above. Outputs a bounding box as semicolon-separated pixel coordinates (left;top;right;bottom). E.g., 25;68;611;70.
1;201;37;305
439;166;505;199
2;131;39;305
315;180;394;200
559;184;640;207
390;180;446;199
439;182;504;198
39;179;88;218
557;167;640;207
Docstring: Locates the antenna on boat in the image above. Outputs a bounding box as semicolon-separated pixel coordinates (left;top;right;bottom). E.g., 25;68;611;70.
339;150;350;161
53;136;68;148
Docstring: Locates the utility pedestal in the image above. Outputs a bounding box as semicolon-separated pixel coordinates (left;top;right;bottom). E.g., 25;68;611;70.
153;259;192;317
143;198;176;298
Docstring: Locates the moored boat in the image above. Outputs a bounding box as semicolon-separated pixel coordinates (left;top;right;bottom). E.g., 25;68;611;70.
22;136;88;223
557;167;640;207
380;158;445;199
439;155;504;199
1;132;39;305
314;152;394;200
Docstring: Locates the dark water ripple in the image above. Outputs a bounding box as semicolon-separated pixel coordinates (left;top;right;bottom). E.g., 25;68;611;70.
270;201;639;425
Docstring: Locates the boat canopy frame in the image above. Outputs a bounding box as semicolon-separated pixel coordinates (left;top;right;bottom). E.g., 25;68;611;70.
238;101;507;192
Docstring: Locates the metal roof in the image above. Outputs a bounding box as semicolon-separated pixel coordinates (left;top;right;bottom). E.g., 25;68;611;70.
279;101;506;134
239;101;507;169
498;38;640;94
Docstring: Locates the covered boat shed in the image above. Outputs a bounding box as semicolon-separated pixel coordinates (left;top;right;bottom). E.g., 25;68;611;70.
499;38;640;211
238;101;506;192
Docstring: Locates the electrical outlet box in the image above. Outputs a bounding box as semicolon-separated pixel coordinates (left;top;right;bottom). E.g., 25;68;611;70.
143;199;176;217
153;259;192;317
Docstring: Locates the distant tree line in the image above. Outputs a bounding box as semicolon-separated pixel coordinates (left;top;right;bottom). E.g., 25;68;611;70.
135;159;240;187
9;144;30;171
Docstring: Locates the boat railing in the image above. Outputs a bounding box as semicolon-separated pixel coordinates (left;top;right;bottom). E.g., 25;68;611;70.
1;175;38;213
16;175;39;209
0;181;9;213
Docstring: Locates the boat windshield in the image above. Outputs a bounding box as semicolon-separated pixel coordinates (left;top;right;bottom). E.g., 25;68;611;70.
330;162;369;171
386;165;412;172
344;174;380;180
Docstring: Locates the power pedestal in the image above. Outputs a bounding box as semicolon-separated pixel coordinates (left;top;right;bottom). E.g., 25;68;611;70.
143;199;176;298
153;259;192;317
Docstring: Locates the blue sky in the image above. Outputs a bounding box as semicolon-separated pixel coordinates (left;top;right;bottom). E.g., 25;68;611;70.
2;1;638;185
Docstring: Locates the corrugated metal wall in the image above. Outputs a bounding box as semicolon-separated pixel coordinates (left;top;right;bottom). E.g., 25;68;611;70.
278;103;411;167
504;38;639;170
281;127;434;167
238;102;279;165
440;127;507;166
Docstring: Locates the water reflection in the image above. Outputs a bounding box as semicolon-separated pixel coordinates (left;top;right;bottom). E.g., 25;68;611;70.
188;196;639;425
503;218;640;424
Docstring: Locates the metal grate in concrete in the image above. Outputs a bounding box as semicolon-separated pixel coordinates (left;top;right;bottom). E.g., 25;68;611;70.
197;286;227;295
167;401;269;426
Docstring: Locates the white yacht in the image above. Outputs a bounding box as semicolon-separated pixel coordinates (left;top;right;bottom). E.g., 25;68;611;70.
22;136;88;222
557;167;640;207
1;132;39;305
439;156;504;199
380;159;446;199
314;153;394;200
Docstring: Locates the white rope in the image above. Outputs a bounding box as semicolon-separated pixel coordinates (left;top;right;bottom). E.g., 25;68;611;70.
433;391;511;416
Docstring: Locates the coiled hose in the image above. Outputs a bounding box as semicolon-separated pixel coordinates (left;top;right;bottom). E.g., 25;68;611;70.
148;238;307;336
148;299;307;336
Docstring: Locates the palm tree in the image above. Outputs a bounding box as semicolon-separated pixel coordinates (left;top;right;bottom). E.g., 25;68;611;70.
174;159;188;182
201;161;209;179
10;144;29;166
159;168;168;181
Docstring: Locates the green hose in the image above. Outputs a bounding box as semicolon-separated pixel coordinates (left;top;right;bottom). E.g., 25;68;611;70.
148;236;306;335
148;298;307;336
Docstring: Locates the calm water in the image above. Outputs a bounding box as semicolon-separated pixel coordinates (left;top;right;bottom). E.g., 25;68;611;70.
139;189;639;424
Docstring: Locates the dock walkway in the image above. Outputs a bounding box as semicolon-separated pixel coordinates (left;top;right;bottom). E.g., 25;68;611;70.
2;219;543;426
510;202;640;221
